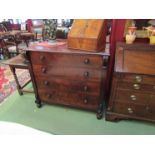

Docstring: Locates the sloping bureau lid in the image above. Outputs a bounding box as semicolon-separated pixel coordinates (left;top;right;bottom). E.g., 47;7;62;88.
68;19;105;39
115;42;155;75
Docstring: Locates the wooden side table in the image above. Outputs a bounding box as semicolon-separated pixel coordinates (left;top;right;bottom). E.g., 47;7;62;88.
2;54;34;95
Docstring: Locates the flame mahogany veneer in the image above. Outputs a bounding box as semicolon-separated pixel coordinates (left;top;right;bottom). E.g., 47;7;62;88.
26;44;109;119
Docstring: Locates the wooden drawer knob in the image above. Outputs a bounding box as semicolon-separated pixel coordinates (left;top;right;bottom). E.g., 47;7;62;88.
83;85;88;91
42;68;46;73
40;55;45;60
130;95;136;101
47;94;51;98
146;106;152;113
135;75;142;83
128;108;133;114
84;98;88;104
44;81;49;85
84;58;90;64
84;71;89;77
133;84;140;90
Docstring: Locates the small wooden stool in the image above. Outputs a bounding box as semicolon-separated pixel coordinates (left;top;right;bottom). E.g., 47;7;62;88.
2;54;34;95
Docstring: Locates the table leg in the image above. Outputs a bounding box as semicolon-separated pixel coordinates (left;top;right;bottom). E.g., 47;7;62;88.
24;39;29;47
10;66;23;95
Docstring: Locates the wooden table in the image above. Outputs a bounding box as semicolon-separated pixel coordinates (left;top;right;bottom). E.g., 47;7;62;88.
2;54;34;95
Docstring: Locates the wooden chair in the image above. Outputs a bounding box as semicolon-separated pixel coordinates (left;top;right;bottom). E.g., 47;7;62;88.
0;23;7;32
0;33;20;59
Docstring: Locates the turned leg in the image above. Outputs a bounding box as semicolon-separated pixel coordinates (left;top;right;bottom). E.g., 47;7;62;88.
25;39;29;47
96;102;104;119
10;66;23;95
35;98;42;108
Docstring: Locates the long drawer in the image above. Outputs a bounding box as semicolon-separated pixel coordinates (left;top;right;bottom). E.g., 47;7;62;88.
38;89;100;111
35;76;101;96
32;64;103;82
113;101;155;119
115;89;150;105
118;81;155;94
118;74;155;85
30;52;103;69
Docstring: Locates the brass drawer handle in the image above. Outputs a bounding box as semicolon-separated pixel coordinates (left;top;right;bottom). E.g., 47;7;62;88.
84;98;88;104
128;108;133;114
42;68;46;73
130;95;136;101
44;81;49;86
40;55;45;60
84;58;90;64
133;84;140;90
84;71;89;77
135;75;142;83
83;85;88;91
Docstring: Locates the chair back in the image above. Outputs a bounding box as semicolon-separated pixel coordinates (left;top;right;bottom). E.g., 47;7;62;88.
0;24;7;32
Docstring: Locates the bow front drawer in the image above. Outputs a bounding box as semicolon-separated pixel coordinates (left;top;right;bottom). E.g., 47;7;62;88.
30;52;103;68
32;64;103;82
35;76;101;95
38;89;99;111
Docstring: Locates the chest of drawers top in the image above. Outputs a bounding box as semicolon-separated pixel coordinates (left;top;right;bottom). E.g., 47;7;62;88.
115;42;155;75
26;43;109;56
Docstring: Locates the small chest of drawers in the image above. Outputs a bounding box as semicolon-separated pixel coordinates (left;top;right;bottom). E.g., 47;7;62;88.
106;42;155;123
27;44;109;119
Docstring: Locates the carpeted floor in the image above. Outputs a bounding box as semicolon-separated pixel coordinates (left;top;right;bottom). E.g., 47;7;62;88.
0;87;155;135
0;64;30;103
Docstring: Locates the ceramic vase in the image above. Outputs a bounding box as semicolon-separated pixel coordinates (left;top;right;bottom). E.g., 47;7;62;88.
126;34;136;44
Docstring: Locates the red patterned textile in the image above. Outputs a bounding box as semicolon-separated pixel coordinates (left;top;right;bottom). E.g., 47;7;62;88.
27;19;33;32
0;65;30;103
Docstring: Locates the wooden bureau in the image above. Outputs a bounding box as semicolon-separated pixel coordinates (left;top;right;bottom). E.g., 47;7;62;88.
26;42;109;119
106;42;155;123
68;19;107;52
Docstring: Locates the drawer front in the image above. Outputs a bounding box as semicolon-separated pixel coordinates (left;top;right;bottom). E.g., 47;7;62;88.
113;102;149;117
119;74;155;85
150;95;155;105
35;76;101;96
113;102;155;119
115;89;150;105
30;52;103;68
118;82;155;94
32;64;103;82
38;89;100;111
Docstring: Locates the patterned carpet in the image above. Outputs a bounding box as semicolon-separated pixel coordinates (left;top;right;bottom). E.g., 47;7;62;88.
0;64;30;103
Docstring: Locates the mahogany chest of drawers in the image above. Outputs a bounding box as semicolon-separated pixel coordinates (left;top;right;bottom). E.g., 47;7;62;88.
26;43;109;119
106;42;155;123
